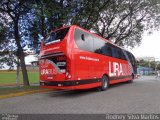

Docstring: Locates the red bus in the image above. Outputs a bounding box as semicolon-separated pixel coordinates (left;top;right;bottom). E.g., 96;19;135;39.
40;25;137;90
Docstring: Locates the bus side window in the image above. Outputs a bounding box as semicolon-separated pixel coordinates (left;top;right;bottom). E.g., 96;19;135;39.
93;37;105;54
120;49;126;60
101;45;107;55
105;43;112;57
116;48;126;60
115;48;121;59
94;38;112;57
74;28;94;52
126;51;137;74
112;47;116;58
128;52;133;64
130;53;136;66
126;51;134;66
112;46;118;58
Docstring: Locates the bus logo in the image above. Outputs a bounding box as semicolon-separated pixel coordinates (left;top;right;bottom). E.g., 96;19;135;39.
41;69;57;75
109;61;124;77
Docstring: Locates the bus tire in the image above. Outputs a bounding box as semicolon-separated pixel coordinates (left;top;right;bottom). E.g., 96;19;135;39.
128;74;134;83
100;75;109;91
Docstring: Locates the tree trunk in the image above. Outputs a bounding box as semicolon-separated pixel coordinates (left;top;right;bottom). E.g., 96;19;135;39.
16;58;20;85
14;20;30;86
40;2;45;37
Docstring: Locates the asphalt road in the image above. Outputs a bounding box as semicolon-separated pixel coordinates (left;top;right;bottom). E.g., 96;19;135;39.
1;76;160;114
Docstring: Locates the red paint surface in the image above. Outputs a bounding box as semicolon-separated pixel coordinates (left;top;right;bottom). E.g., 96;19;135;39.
40;25;136;90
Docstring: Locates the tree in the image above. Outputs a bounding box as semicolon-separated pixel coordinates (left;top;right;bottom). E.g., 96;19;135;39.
29;0;160;50
156;63;160;70
139;60;150;67
70;0;111;29
92;0;160;48
0;17;16;70
138;60;160;71
1;0;160;82
27;0;111;52
0;0;32;86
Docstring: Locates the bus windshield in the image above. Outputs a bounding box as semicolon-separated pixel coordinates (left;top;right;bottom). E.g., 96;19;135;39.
44;27;70;45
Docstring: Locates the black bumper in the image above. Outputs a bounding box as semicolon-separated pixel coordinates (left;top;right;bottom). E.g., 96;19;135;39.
40;79;101;87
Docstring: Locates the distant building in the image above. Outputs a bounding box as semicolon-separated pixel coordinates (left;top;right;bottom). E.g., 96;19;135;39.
136;57;155;62
137;66;154;75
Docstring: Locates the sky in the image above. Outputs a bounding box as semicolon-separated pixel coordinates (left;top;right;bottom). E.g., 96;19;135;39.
128;30;160;61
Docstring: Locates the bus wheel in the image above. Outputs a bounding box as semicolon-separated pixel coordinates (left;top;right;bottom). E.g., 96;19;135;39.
100;75;109;91
128;74;134;83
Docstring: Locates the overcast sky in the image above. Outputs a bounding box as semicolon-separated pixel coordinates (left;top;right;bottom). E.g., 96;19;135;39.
128;30;160;61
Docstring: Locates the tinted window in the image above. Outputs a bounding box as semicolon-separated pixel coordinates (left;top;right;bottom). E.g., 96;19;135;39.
126;52;133;63
112;46;126;60
93;37;112;57
94;37;105;54
131;54;137;74
112;46;118;58
129;52;136;66
74;28;127;60
74;28;93;52
104;43;112;56
44;27;69;44
118;49;126;60
126;51;137;73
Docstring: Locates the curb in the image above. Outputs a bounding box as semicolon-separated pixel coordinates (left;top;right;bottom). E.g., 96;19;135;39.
0;84;24;87
0;83;38;87
0;89;52;99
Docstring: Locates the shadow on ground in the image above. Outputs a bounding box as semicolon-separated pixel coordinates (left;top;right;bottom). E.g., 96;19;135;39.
47;81;133;98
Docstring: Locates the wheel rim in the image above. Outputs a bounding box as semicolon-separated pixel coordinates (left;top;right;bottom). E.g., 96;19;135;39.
103;77;108;88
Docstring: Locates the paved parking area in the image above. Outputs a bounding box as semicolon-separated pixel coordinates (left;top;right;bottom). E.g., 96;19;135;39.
0;76;160;114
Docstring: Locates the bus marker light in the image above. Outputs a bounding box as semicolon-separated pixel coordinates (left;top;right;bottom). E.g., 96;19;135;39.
68;75;71;78
42;82;45;86
58;84;62;86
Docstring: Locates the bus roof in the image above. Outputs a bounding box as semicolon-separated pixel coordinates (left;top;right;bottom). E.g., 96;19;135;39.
50;25;131;54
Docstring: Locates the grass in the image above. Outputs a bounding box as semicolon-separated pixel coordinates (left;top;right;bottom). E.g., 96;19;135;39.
0;71;39;85
0;71;51;99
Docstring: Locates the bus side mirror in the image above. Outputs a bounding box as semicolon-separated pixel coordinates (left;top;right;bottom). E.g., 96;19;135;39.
81;34;85;41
